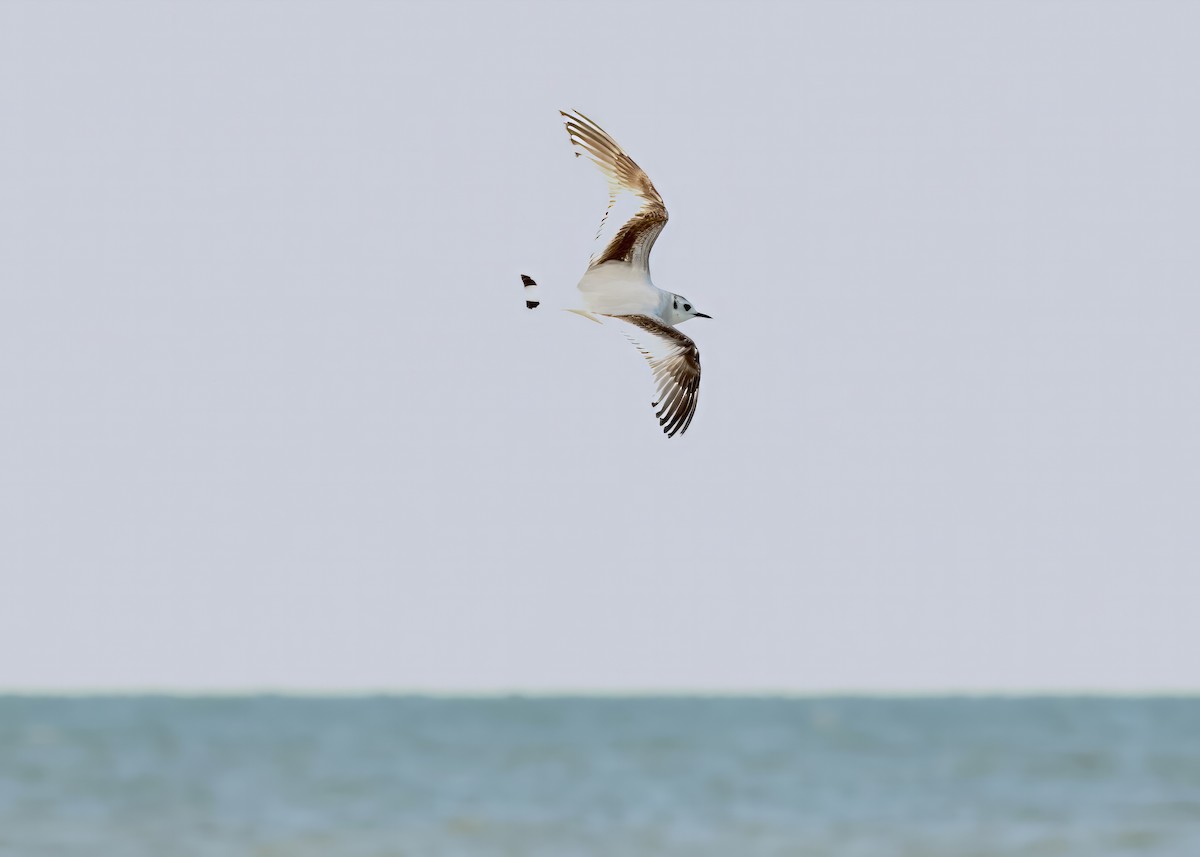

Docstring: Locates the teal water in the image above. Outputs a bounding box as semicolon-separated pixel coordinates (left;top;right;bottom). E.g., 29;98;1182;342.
1;697;1197;856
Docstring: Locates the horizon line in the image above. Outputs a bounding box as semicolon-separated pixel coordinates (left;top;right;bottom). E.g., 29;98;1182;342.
2;687;1198;699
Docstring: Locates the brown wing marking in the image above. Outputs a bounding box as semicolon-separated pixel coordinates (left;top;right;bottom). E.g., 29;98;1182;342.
561;110;669;270
606;314;701;438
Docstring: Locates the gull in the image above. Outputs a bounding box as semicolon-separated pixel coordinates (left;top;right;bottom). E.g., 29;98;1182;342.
521;110;711;438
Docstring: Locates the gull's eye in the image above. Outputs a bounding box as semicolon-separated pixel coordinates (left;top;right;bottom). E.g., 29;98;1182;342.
684;304;691;311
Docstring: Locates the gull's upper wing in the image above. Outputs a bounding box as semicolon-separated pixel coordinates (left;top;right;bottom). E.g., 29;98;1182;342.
605;314;701;438
562;110;668;273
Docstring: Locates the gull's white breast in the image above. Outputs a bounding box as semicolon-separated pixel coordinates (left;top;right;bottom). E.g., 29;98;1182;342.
576;261;665;318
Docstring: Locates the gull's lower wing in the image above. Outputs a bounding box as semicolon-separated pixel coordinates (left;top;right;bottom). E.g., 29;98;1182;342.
604;314;701;438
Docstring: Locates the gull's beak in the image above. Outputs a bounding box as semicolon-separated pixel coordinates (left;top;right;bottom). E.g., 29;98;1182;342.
694;312;712;319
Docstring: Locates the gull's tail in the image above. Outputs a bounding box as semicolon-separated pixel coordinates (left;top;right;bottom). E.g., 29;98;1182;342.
520;274;540;309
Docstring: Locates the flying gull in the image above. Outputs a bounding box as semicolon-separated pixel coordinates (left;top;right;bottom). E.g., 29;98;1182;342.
521;110;711;438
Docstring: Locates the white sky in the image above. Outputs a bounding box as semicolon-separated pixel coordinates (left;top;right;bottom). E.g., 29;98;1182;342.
2;1;1198;692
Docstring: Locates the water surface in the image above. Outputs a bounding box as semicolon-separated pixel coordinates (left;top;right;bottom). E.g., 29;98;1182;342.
2;696;1197;856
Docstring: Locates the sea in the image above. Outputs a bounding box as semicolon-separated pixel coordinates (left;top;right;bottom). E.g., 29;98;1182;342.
1;696;1197;857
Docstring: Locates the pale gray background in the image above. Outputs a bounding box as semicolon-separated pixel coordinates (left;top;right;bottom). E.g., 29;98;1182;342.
1;0;1197;692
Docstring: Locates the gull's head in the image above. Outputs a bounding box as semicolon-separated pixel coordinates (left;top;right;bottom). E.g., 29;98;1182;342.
667;294;712;326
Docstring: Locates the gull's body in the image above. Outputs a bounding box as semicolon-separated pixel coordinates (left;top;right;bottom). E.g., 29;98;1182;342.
522;110;710;438
577;262;663;318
